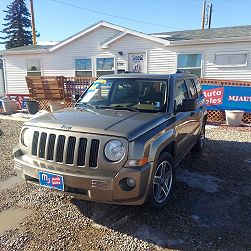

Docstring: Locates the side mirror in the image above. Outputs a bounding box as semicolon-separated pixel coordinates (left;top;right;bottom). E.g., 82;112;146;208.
176;98;196;112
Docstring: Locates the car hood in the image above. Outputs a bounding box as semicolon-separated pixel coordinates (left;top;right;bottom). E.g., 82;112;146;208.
25;108;170;141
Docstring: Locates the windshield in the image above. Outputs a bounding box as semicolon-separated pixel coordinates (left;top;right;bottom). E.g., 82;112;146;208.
77;78;168;112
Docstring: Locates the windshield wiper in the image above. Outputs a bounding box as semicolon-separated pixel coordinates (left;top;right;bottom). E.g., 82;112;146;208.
76;102;96;110
97;105;139;112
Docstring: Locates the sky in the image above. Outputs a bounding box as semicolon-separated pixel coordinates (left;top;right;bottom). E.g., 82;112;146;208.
0;0;251;50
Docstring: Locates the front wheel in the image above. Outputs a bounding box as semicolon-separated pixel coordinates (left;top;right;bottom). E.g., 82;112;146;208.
146;152;175;210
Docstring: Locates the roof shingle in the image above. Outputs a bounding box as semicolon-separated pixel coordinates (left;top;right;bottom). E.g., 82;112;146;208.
151;25;251;41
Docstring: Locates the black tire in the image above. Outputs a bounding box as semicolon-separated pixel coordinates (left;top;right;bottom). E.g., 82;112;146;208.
146;152;175;210
192;122;206;152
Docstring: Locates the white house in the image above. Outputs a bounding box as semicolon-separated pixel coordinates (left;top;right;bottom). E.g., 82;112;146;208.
1;21;251;94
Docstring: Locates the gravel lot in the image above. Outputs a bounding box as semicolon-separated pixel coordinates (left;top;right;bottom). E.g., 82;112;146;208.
0;119;250;251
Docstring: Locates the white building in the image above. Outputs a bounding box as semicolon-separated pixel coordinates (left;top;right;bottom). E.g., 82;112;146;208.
1;21;251;94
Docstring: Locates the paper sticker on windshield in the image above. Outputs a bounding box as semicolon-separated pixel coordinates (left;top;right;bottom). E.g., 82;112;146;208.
94;79;107;84
82;89;99;102
89;84;99;91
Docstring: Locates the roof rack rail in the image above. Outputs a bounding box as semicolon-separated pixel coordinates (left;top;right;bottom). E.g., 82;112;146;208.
175;70;193;74
123;71;143;74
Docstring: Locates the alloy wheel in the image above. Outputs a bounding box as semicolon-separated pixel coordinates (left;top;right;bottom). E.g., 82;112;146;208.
153;160;173;203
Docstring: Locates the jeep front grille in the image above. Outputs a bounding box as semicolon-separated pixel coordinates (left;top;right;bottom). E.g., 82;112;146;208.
31;131;100;167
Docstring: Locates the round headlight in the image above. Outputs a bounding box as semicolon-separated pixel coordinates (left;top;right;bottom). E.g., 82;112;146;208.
21;128;30;147
104;140;125;162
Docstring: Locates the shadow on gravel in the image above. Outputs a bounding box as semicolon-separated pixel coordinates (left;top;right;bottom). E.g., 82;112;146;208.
72;138;251;250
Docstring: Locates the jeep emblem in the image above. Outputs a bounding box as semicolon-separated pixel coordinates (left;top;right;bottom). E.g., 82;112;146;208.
60;125;72;130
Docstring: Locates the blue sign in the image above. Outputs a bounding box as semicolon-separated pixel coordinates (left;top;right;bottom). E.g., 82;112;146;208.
38;171;64;191
201;84;251;112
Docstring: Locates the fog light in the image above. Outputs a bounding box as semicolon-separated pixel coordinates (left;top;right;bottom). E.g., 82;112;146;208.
126;177;136;188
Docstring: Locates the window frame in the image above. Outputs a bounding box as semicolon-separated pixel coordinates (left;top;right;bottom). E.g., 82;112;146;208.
74;58;93;77
26;59;42;76
176;53;202;77
96;57;115;77
214;51;248;68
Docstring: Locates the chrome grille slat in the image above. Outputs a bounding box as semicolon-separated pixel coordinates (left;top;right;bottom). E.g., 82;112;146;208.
73;138;80;166
53;135;59;162
63;136;70;164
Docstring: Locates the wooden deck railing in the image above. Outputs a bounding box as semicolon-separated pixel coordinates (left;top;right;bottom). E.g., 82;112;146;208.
64;77;96;98
26;76;65;100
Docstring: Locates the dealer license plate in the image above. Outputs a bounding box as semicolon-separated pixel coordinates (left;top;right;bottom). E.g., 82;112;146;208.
38;171;64;191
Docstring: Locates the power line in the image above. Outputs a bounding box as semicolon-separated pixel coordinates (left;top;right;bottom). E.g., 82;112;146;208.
49;0;185;30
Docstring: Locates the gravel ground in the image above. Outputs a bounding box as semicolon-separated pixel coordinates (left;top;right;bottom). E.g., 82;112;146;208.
0;119;250;250
0;120;23;181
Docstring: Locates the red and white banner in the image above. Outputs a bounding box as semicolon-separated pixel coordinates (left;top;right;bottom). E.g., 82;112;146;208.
203;87;224;106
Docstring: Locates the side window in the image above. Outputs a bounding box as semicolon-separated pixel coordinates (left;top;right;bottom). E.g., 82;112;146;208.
186;79;198;99
175;79;189;110
193;78;203;96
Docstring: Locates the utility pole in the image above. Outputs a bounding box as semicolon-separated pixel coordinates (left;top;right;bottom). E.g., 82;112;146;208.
208;3;213;29
201;0;206;30
30;0;36;46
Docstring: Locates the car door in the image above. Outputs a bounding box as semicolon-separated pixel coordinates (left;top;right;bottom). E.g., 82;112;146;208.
174;78;195;161
185;78;201;142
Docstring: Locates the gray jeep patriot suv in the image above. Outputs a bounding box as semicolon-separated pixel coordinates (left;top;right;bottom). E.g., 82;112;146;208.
14;73;207;209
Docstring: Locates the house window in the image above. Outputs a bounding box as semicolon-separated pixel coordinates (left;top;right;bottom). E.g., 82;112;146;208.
177;53;202;77
214;52;247;67
96;57;114;77
26;59;41;76
75;58;92;77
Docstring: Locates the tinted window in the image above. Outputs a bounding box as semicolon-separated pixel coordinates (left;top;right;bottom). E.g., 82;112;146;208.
186;79;198;99
175;79;189;110
193;78;203;96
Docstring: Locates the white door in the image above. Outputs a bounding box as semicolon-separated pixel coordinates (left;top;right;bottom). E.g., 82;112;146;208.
128;53;147;73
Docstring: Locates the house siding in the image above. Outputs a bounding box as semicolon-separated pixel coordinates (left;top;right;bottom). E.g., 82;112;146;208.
3;26;119;94
107;34;176;74
172;43;251;81
3;25;251;94
0;59;4;96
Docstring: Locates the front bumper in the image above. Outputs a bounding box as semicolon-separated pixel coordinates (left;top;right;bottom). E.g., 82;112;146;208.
14;153;153;205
